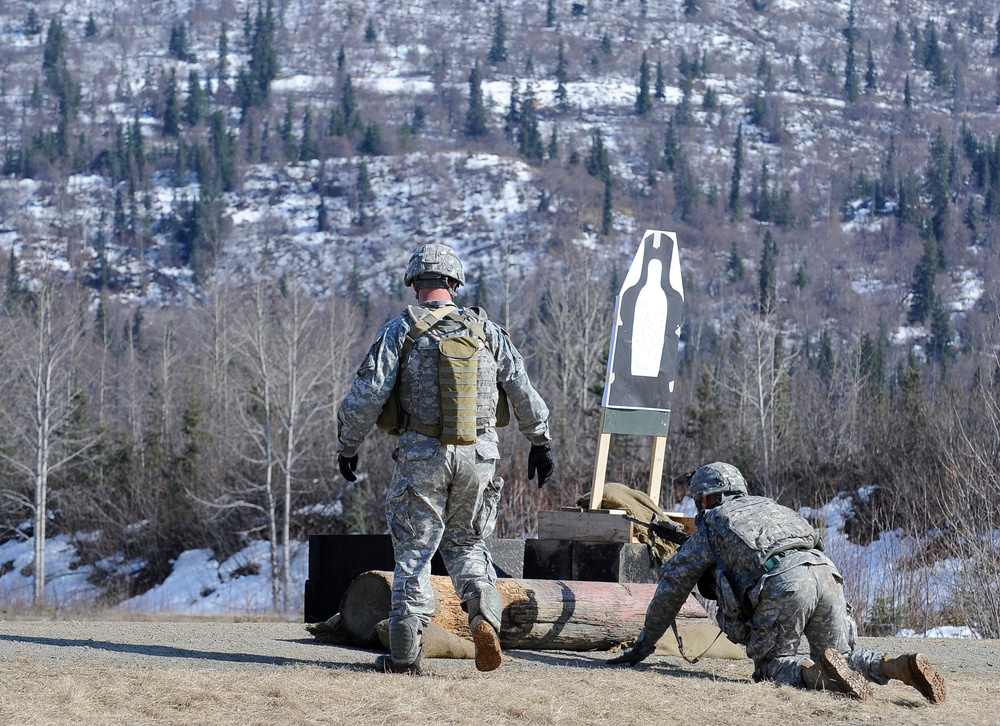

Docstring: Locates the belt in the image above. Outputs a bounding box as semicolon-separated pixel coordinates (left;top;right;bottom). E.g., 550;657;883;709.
407;419;491;438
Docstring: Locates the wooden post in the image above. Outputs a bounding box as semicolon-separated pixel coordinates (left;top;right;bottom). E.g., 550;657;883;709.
588;432;612;510
647;435;666;506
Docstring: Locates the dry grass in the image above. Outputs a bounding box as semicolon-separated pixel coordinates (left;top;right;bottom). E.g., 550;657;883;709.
0;646;994;726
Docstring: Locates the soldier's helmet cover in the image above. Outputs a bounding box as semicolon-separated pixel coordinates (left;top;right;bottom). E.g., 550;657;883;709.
688;462;748;500
404;243;465;288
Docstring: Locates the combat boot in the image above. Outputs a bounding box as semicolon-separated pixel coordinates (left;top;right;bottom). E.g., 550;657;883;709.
467;589;503;672
375;616;423;675
881;653;946;704
800;648;875;701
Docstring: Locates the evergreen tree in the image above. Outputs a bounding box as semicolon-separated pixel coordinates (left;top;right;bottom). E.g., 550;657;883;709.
654;59;666;100
864;41;877;92
163;70;180;136
341;74;358;130
726;241;744;281
994;12;1000;56
758;230;778;313
753;160;772;223
683;0;700;18
635;52;652;116
907;234;937;324
217;24;229;87
85;13;99;38
673;147;699;222
169;22;195;62
299;108;318;161
208;111;236;193
925;126;951;244
236;0;278;110
927;294;954;371
358;121;384;155
24;8;42;35
555;41;570;111
183;70;206;127
465;61;488;138
600;32;612;56
661;115;678;172
317;196;328;232
858;332;886;400
488;6;507;65
843;4;859;103
585;128;610;181
364;18;377;43
518;85;544;162
903;73;912;109
728;124;744;219
504;84;521;142
547;124;559;161
474;262;491;309
921;21;948;87
546;0;556;28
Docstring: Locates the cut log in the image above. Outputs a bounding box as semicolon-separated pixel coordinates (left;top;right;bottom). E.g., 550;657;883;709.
338;570;722;652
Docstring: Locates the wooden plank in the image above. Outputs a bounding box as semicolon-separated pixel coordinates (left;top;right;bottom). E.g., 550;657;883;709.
647;435;667;505
537;509;634;543
664;512;696;534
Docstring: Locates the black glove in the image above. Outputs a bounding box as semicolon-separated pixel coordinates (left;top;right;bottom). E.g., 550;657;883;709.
527;443;555;488
607;642;653;667
338;453;358;482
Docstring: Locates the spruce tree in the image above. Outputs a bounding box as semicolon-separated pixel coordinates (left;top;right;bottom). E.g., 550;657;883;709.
163;70;180;137
907;234;937;324
661;115;678;172
864;41;877;92
546;0;556;28
927;294;954;371
726;241;744;281
635;52;652;116
555;41;570;111
488;6;507;65
843;5;859;103
728;124;744;219
356;159;372;226
504;84;521;142
465;61;488;138
547;124;559;161
364;18;377;43
654;59;665;100
683;0;700;18
183;70;206;127
85;13;99;38
300;108;318;161
586;128;610;181
217;24;229;87
518;85;544;162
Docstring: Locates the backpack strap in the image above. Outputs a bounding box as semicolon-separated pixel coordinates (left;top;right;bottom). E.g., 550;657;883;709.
400;304;456;360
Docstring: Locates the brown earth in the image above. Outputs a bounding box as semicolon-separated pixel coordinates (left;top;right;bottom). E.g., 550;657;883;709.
0;620;995;725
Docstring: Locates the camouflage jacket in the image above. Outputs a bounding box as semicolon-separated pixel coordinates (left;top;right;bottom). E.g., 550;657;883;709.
337;301;550;456
638;495;833;648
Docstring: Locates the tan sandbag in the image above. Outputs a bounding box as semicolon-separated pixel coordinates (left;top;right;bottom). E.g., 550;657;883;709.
304;613;353;645
578;481;681;564
653;621;746;660
375;619;476;659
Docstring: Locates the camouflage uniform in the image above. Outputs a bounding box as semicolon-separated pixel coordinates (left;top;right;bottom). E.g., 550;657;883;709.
631;495;889;688
337;300;550;633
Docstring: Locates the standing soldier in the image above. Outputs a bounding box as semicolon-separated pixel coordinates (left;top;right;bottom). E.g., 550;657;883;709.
337;243;554;674
609;462;946;704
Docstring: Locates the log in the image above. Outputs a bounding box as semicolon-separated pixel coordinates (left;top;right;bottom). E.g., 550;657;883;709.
338;570;721;652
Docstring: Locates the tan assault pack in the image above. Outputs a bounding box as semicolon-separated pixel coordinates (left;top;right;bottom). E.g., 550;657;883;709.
376;305;509;442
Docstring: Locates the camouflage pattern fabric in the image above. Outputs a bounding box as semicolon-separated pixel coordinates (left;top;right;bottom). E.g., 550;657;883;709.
337;300;550;627
634;495;889;687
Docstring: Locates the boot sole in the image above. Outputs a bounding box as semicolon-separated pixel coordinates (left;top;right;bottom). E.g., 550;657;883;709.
374;654;422;675
473;620;502;672
909;653;947;704
820;648;875;701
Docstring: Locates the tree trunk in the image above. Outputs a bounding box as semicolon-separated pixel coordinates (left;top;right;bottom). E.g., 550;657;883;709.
338;570;708;651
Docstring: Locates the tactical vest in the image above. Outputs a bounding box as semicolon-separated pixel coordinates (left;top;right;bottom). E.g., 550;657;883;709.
704;495;822;600
375;304;509;444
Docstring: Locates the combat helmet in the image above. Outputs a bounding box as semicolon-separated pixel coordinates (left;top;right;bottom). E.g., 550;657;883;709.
404;243;465;288
688;462;748;501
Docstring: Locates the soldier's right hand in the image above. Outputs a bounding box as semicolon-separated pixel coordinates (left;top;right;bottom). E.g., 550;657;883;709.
607;646;650;667
338;453;359;482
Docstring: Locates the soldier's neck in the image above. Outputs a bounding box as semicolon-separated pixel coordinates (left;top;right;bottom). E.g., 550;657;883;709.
417;288;455;305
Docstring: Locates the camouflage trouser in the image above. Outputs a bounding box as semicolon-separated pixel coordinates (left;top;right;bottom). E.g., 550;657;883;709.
746;562;889;687
385;429;503;625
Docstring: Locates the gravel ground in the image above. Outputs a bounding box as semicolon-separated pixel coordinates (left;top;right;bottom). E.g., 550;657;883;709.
0;620;995;675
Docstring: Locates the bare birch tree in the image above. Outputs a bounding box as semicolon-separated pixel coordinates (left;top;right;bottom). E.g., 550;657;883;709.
0;278;99;608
